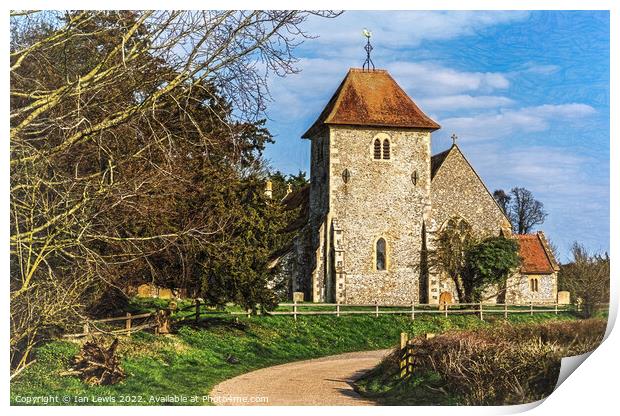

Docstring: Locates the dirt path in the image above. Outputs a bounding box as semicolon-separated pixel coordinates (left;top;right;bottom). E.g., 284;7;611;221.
209;349;392;406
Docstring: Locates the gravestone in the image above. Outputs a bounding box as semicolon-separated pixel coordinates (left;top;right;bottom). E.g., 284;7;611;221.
158;288;173;299
137;283;155;298
557;291;570;305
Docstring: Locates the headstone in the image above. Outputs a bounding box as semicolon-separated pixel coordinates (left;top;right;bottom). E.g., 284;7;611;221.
558;291;570;305
158;288;173;299
137;283;154;298
293;292;304;303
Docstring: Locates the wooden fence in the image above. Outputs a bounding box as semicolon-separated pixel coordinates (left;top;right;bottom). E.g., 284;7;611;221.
63;299;585;338
63;299;207;338
230;301;571;321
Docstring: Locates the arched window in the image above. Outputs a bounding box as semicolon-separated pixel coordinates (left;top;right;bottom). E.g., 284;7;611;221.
373;139;381;159
530;277;539;292
382;139;390;159
376;238;387;271
443;217;473;240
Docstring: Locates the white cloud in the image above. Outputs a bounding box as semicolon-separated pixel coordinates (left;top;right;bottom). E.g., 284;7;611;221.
525;64;560;75
418;95;515;112
440;104;596;140
390;62;510;96
302;11;530;52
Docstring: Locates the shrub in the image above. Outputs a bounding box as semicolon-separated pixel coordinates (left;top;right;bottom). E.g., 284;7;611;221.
358;319;606;405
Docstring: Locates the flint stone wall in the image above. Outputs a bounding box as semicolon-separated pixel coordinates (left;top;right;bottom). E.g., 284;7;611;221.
429;146;512;303
319;125;431;305
505;273;557;304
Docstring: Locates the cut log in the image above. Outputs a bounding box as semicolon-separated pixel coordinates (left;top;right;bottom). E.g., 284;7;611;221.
64;338;126;385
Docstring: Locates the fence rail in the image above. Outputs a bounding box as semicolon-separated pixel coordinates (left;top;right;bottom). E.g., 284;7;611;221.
63;299;211;338
64;299;603;338
230;301;574;321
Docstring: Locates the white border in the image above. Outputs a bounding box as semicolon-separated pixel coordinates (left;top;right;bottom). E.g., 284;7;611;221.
2;2;616;415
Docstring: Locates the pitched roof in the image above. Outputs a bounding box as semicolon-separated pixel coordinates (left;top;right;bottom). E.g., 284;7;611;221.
517;232;558;274
281;184;310;211
280;184;310;233
430;147;452;179
302;68;440;138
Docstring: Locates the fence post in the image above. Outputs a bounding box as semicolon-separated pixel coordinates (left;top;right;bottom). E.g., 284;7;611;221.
411;302;415;321
444;303;448;318
125;312;132;331
555;301;558;315
293;300;297;321
375;301;379;318
400;332;408;349
195;299;200;322
504;302;508;319
479;301;483;321
247;308;251;318
157;309;171;335
530;301;533;316
336;301;340;317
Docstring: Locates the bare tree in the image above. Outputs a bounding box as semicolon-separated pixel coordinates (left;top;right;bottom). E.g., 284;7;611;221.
426;218;476;303
494;187;547;234
509;187;547;234
559;243;609;318
10;10;340;374
493;189;511;215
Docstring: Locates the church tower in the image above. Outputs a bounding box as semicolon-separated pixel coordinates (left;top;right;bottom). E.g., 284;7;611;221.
302;68;440;304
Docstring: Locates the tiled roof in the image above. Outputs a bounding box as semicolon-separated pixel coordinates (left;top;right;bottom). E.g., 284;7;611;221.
302;68;440;138
280;184;310;233
517;233;557;274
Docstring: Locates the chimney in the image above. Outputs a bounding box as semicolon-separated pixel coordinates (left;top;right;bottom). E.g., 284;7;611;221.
264;180;273;199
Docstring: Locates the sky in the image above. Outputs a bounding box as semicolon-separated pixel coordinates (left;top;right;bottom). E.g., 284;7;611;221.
261;11;610;262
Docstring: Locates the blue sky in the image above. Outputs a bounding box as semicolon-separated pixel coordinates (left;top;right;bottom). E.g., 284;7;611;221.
262;11;609;262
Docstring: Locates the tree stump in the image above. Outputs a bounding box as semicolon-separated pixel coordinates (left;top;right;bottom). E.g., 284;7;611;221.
62;338;125;385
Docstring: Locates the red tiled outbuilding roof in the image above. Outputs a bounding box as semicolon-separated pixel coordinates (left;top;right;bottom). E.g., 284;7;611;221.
517;232;558;274
302;68;440;138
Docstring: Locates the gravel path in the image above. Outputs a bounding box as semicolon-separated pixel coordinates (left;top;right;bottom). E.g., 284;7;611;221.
210;349;392;406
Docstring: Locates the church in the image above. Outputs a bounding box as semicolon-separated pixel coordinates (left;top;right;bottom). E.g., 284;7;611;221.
276;67;559;306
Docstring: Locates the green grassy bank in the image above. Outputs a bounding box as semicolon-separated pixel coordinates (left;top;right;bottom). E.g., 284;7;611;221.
11;304;585;406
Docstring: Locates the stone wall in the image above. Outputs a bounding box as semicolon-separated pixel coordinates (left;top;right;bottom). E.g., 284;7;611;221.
317;125;432;305
429;146;512;304
307;131;330;301
430;146;511;237
505;272;557;303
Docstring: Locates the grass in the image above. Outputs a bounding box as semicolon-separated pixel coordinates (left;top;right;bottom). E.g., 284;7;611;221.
10;302;587;406
355;317;607;406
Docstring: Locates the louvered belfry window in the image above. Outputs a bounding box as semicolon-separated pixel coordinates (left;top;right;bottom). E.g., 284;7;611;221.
373;139;382;159
382;139;390;159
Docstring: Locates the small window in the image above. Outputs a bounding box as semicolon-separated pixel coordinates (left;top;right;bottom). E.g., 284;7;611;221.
376;238;386;271
382;139;390;159
530;277;539;292
373;139;381;159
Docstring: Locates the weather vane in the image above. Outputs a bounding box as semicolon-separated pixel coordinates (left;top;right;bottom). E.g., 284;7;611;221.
362;28;375;71
451;133;458;145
